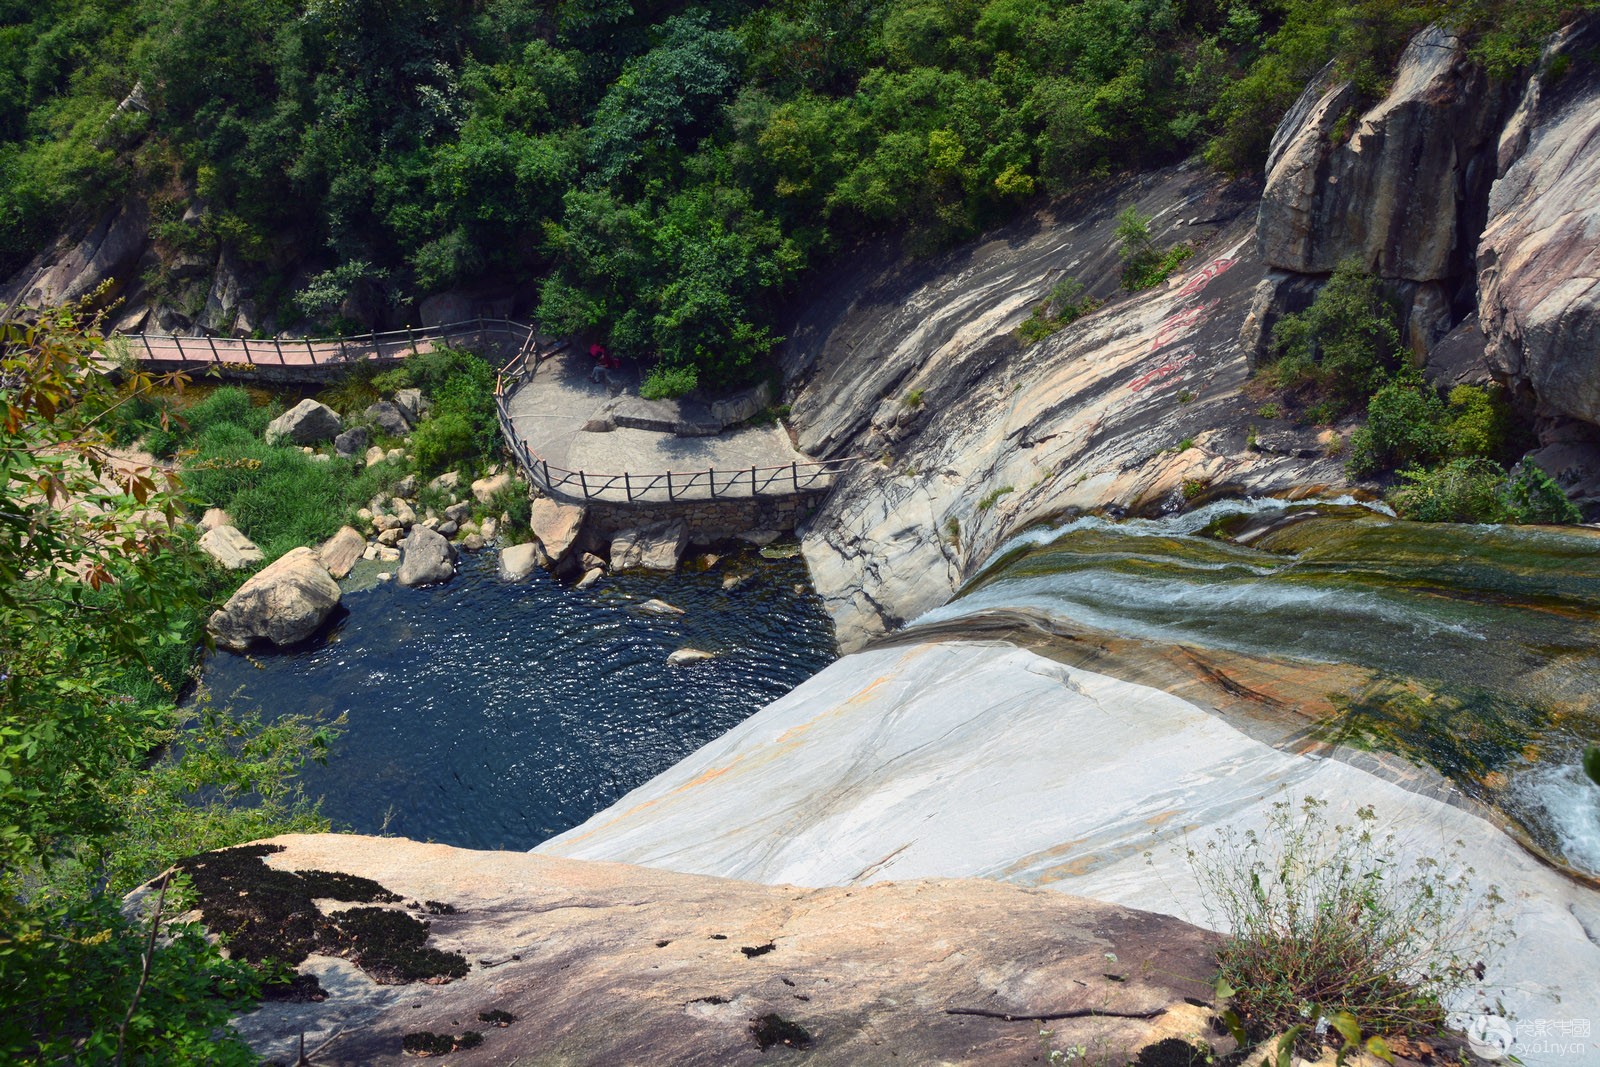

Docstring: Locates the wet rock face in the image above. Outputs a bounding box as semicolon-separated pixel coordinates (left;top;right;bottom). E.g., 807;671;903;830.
1478;23;1600;426
224;833;1229;1067
1258;27;1505;284
207;547;341;650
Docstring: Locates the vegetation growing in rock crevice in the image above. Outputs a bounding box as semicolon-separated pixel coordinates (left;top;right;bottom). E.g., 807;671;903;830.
1188;796;1506;1061
1254;260;1577;524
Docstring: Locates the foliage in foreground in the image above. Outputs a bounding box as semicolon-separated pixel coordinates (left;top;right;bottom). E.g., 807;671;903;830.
1188;796;1504;1055
1;306;334;1061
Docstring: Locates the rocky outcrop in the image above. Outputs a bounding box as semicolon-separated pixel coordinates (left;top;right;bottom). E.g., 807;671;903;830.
207;547;341;650
397;526;454;587
1478;22;1600;426
611;521;688;571
1259;27;1504;285
265;399;342;446
226;833;1228;1067
785;168;1344;649
197;525;264;571
2;199;150;308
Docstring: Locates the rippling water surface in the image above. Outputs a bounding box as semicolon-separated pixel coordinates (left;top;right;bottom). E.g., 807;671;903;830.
199;548;835;850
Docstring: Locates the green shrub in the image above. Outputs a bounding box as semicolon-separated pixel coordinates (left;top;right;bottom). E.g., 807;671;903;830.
1017;276;1099;344
1502;462;1580;525
1115;208;1196;292
640;364;699;400
1442;384;1508;459
400;346;499;476
1387;457;1510;523
411;411;478;476
1189;796;1502;1053
1266;260;1402;412
1345;373;1448;478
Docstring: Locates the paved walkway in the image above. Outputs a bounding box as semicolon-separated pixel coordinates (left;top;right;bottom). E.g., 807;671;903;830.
504;349;833;504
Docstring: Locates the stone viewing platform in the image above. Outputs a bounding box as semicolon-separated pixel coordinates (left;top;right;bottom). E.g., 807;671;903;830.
496;346;856;506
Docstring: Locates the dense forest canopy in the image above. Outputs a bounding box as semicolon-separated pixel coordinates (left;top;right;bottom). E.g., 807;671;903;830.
0;0;1586;389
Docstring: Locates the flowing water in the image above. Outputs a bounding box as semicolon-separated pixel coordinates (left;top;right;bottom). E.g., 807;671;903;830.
916;500;1600;874
198;547;835;850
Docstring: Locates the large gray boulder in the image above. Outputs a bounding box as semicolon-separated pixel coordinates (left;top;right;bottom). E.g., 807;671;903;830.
265;399;343;446
1478;30;1600;428
333;425;369;458
397;525;455;587
207;547;340;650
610;522;687;572
528;498;585;567
363;400;412;437
394;388;429;425
1258;26;1501;283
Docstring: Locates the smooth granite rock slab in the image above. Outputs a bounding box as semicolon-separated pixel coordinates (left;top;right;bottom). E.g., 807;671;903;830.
538;640;1600;1066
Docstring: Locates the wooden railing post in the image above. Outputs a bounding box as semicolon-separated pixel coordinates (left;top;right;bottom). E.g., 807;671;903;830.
666;471;674;501
624;472;632;502
141;334;155;361
708;468;717;500
206;335;220;363
272;337;286;365
750;466;758;497
408;326;418;355
579;471;589;501
305;338;317;364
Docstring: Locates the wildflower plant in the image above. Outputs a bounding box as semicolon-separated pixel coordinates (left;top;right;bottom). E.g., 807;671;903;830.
1186;796;1505;1052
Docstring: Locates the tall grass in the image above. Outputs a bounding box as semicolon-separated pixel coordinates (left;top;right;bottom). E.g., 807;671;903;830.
183;423;395;561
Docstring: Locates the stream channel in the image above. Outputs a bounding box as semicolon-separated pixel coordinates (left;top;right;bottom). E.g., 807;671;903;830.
199;546;835;850
917;499;1600;875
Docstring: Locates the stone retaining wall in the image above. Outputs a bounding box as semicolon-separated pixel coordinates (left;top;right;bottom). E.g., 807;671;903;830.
581;491;827;543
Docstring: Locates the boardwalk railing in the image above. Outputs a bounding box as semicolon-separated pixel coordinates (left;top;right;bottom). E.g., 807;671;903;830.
120;317;855;506
122;318;540;369
493;337;857;505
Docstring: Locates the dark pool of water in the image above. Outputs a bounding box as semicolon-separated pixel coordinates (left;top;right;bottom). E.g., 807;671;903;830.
198;548;835;851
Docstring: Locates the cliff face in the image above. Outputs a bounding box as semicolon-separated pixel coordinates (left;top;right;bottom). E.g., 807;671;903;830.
1255;17;1600;492
784;20;1600;649
220;834;1228;1067
784;169;1344;650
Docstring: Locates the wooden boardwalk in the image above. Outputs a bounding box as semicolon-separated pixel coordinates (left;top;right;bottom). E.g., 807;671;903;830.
122;318;537;371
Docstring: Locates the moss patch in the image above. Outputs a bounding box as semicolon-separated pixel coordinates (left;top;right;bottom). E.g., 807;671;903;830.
173;844;468;986
751;1014;814;1052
